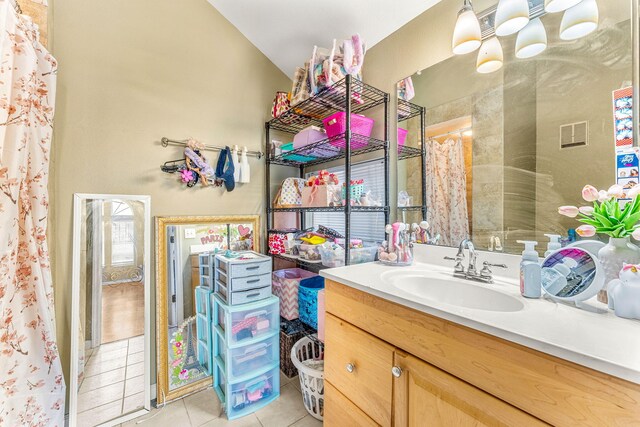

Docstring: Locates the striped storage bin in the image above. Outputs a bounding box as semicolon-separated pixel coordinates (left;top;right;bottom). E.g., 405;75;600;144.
272;269;323;321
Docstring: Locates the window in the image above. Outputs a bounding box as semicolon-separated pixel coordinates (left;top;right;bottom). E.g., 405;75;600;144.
307;160;386;242
106;201;135;265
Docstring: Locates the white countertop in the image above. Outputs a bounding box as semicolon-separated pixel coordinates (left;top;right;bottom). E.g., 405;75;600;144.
320;245;640;384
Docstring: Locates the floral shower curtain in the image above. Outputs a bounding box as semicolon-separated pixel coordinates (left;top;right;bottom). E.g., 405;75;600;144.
425;137;470;246
0;2;65;426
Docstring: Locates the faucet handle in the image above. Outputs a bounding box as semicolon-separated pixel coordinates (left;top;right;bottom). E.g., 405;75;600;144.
444;256;465;273
480;261;507;277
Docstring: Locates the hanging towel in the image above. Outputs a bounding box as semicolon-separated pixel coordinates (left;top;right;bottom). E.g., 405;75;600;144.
215;147;235;191
232;146;240;183
239;147;250;183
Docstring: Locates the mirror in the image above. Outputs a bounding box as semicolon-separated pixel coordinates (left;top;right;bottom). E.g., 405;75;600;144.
541;247;604;301
396;0;634;253
70;194;151;427
155;215;259;404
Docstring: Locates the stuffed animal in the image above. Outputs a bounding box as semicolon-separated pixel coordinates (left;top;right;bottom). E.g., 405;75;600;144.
608;263;640;320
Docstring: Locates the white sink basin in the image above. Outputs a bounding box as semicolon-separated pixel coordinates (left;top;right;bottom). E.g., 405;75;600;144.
382;270;524;312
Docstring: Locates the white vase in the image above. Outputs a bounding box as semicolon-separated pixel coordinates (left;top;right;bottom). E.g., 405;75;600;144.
597;237;640;304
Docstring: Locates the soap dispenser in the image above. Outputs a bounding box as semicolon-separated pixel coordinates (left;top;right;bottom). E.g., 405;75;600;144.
517;240;541;298
544;234;562;257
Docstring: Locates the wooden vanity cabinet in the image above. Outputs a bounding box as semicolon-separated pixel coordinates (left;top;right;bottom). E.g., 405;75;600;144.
323;279;640;427
393;351;546;426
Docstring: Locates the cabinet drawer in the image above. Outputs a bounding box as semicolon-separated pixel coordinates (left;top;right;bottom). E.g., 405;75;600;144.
325;313;393;426
213;294;280;347
325;382;377;427
218;271;271;293
216;282;272;306
215;251;271;278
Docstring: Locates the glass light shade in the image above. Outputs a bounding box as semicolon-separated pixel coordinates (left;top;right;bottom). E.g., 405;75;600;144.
560;0;599;40
494;0;530;36
476;37;504;73
545;0;582;13
452;9;482;54
515;18;547;58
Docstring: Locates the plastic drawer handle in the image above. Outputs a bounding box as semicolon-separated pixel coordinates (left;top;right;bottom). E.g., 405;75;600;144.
246;279;260;284
246;265;260;270
246;293;260;298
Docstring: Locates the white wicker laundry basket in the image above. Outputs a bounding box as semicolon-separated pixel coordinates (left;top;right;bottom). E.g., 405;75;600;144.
291;336;324;421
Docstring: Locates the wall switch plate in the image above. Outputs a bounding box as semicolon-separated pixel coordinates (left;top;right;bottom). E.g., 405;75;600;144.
184;228;196;239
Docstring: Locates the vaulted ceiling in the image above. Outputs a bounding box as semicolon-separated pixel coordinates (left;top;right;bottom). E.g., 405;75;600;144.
207;0;441;78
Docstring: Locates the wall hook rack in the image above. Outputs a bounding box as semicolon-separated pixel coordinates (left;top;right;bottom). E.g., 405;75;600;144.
160;137;263;159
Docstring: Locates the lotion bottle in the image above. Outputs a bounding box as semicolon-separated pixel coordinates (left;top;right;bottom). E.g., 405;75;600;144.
544;234;562;257
517;240;541;298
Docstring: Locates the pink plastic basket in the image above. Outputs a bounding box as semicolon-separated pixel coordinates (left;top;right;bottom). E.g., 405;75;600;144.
398;128;408;153
322;112;374;150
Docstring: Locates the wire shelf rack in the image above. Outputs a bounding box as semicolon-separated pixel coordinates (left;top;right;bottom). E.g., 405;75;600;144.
268;78;388;134
398;99;423;122
397;206;425;212
271;253;327;273
269;133;388;167
397;144;422;160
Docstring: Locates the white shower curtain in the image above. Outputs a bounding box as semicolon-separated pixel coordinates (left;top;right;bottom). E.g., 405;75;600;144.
0;2;65;426
425;137;470;246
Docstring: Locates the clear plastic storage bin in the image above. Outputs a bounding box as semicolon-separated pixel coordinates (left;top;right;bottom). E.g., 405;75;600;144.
213;294;280;347
214;362;280;420
318;243;378;267
214;330;279;379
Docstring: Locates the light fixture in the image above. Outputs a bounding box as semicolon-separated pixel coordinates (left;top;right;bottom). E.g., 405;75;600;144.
494;0;530;36
560;0;598;40
476;37;504;73
515;18;547;58
462;129;473;136
452;0;482;55
544;0;582;13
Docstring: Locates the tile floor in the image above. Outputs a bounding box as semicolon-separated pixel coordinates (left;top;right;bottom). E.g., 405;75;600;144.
117;372;322;427
78;336;146;426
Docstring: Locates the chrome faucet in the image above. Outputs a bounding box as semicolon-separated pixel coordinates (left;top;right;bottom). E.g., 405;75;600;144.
445;238;507;283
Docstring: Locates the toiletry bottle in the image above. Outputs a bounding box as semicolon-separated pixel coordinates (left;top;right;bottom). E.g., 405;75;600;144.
544;234;562;257
517;240;541;298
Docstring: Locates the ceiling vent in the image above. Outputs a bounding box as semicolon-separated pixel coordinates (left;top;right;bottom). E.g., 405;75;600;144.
560;121;588;149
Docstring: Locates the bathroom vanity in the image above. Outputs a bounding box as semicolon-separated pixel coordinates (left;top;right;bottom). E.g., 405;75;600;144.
320;247;640;426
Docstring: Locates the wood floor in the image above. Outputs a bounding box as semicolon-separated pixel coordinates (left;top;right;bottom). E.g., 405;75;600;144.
101;282;144;344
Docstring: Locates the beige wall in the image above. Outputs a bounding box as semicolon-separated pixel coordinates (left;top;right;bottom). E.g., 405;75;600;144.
50;0;290;391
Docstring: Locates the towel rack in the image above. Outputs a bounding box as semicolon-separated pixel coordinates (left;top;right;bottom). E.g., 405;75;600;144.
160;137;263;159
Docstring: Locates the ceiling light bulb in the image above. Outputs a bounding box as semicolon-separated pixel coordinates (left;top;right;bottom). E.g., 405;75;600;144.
515;18;547;58
495;0;530;36
476;37;504;73
545;0;582;13
452;0;482;55
560;0;599;40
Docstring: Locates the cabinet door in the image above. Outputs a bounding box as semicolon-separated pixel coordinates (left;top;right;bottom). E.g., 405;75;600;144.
325;313;394;426
393;351;548;427
325;382;378;427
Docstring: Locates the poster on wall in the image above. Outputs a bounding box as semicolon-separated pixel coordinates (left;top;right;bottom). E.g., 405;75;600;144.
616;147;640;206
613;86;633;148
